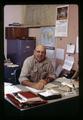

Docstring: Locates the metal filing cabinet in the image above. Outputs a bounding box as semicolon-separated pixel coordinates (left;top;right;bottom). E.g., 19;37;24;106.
7;38;36;67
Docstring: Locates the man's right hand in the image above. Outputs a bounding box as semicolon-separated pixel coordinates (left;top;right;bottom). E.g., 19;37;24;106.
21;80;46;90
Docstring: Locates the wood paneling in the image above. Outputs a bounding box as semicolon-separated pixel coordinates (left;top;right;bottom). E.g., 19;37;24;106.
5;27;29;39
24;5;56;27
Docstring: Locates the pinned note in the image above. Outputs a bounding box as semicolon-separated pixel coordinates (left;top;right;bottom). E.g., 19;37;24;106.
62;54;74;71
66;43;75;54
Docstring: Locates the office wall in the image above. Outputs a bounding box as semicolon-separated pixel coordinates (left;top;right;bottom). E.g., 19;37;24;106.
56;5;78;70
4;5;78;71
23;5;56;26
4;5;25;58
29;5;79;71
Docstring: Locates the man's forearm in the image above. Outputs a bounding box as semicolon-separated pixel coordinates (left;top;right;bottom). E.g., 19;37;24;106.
21;80;34;87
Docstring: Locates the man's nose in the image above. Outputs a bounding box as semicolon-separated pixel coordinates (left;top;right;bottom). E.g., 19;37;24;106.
39;52;43;56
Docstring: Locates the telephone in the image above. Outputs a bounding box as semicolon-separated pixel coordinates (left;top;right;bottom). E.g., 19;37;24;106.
71;70;79;79
55;65;79;79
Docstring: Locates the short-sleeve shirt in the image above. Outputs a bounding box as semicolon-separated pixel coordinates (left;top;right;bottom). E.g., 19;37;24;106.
19;55;55;83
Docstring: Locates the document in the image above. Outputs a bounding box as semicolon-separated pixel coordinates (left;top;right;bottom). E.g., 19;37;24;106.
56;48;64;60
25;83;59;94
55;64;63;77
76;36;79;53
55;20;68;37
62;54;74;71
44;83;58;89
4;82;12;86
4;85;21;95
66;44;75;54
55;5;69;37
25;86;42;93
6;64;19;67
39;89;59;97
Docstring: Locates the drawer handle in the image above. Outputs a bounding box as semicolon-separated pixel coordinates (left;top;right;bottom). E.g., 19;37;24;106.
26;46;30;49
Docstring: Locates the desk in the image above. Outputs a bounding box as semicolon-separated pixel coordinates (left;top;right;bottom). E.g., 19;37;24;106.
4;84;79;118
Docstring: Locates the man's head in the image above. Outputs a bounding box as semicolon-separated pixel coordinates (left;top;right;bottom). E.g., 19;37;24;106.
34;44;46;62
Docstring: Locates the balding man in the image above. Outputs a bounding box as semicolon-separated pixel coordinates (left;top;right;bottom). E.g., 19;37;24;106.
19;44;56;90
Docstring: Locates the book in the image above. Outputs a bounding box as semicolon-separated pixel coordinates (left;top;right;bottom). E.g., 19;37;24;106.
38;89;62;100
6;91;47;110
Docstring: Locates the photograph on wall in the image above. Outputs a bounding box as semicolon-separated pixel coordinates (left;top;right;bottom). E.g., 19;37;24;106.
55;5;69;37
56;5;68;20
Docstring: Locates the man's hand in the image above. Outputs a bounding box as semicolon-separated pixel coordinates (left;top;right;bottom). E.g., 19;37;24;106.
32;80;47;90
21;79;47;90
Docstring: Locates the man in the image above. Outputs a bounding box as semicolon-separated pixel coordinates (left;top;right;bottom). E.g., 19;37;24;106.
19;44;56;90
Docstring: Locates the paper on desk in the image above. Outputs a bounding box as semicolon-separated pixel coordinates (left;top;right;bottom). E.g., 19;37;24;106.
39;89;59;97
61;82;73;88
25;86;42;93
4;85;21;95
25;83;59;93
44;83;58;89
62;54;74;71
4;82;12;86
7;64;19;67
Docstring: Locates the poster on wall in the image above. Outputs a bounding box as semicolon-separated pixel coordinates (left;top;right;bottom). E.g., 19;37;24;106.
40;27;56;58
40;27;56;47
55;5;69;37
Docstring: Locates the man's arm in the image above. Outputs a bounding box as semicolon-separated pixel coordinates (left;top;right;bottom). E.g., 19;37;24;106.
19;57;32;84
21;79;46;90
45;60;56;83
21;80;35;87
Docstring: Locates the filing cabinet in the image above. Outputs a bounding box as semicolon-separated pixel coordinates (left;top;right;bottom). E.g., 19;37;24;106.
7;38;36;67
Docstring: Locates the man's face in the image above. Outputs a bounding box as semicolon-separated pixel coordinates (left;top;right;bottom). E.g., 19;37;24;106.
34;46;46;62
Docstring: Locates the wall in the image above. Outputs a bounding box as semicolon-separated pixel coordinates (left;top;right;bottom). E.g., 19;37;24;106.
4;5;78;71
23;5;56;26
4;5;25;58
55;5;78;70
28;5;79;71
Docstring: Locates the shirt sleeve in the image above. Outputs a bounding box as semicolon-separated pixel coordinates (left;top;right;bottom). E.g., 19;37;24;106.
46;60;56;82
19;57;32;83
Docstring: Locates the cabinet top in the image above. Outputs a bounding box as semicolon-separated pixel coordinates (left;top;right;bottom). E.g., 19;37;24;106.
5;26;29;28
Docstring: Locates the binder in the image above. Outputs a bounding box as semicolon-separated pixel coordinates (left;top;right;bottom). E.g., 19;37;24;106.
6;91;47;110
